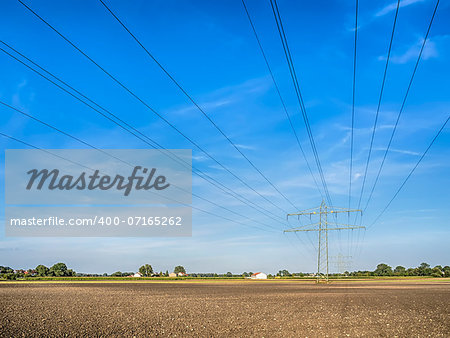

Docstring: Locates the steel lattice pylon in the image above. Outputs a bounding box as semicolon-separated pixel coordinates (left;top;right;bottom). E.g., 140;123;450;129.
284;200;364;283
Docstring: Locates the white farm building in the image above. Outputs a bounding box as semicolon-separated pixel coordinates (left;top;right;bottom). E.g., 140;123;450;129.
250;272;267;279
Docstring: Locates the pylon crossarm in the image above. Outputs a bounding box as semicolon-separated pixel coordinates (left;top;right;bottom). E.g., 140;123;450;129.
287;210;320;217
287;208;361;217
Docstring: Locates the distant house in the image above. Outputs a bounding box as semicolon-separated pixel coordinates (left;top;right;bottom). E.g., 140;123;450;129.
168;272;177;278
250;272;267;279
177;272;188;277
133;272;143;278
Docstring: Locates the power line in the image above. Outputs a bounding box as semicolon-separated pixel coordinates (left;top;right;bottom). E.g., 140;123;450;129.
355;0;401;214
0;100;131;168
242;0;340;257
98;0;300;212
0;43;154;148
287;215;318;253
0;44;285;226
363;0;440;212
269;0;333;207
1;100;278;231
369;114;449;227
17;0;290;216
0;132;94;172
348;0;359;212
347;0;359;257
0;120;278;233
241;0;324;201
0;41;286;225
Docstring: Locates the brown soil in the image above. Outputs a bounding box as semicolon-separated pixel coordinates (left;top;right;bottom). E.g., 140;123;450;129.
1;280;449;337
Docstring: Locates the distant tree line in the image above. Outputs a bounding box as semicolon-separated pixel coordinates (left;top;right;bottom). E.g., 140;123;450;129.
0;263;75;280
349;263;450;277
110;265;187;277
110;271;136;277
2;262;449;279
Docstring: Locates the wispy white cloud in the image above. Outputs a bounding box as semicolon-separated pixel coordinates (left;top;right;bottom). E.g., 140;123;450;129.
192;155;208;162
375;0;426;17
381;38;438;64
17;79;27;89
235;143;257;151
169;98;232;116
338;123;396;134
373;147;421;156
165;76;272;117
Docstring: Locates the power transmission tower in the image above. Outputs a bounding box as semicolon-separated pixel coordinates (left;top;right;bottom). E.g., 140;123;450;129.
284;200;364;283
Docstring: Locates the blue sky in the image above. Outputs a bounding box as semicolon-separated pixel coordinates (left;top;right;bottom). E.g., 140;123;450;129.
0;0;449;274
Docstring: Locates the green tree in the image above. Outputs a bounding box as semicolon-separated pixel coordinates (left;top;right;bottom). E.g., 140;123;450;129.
0;266;13;274
226;272;232;277
406;268;417;276
242;272;249;277
139;264;153;277
165;270;169;277
374;263;393;276
281;269;291;277
174;266;186;274
431;266;443;278
443;266;450;278
3;273;16;280
111;271;122;277
277;270;291;277
49;263;68;277
394;266;406;276
36;264;49;277
418;262;432;276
